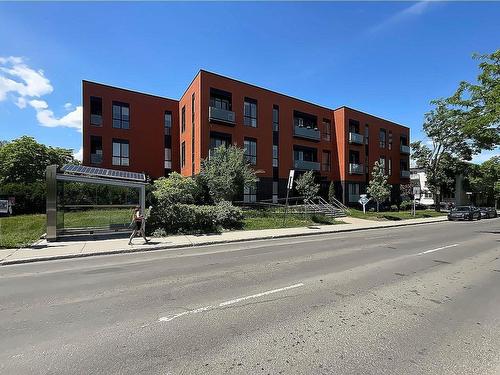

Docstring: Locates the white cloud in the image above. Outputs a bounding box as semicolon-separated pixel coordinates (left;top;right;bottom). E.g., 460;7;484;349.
368;1;435;35
0;56;81;132
73;147;83;162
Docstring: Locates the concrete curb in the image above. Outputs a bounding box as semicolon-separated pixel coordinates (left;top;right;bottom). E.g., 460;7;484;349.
1;218;447;266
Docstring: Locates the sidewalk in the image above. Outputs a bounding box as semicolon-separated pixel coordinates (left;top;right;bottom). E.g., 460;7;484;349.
0;216;448;266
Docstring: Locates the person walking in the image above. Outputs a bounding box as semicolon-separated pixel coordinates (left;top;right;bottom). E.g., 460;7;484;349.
128;206;149;245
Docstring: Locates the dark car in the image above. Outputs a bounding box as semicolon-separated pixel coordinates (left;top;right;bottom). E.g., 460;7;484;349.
448;206;482;221
479;207;498;219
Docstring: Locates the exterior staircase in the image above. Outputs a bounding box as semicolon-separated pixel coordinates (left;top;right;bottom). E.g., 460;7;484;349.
304;196;349;218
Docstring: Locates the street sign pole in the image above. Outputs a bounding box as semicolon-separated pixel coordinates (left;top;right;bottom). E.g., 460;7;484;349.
283;170;295;226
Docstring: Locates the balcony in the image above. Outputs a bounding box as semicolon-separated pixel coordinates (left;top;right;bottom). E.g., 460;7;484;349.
209;107;235;125
294;160;320;171
90;114;102;126
349;163;364;175
400;144;411;154
90;153;102;164
400;170;411;178
293;125;320;141
348;132;364;145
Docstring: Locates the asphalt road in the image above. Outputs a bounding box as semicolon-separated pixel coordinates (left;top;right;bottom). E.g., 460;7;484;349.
1;219;499;374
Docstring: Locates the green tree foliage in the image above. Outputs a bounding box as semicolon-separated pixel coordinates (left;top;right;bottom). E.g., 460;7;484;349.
328;181;336;204
200;145;258;202
295;170;319;199
367;161;391;212
151;172;200;205
469;156;500;207
412;50;500;210
446;50;500;147
0;136;76;184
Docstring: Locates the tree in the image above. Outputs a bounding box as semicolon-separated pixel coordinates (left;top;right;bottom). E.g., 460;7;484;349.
295;170;319;199
200;145;258;202
367;161;391;212
412;50;500;210
328;181;336;204
0;136;75;184
469;156;500;207
446;49;500;147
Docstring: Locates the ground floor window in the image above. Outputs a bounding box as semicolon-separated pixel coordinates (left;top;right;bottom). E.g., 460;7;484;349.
244;185;257;203
348;183;360;203
112;139;129;166
272;181;278;203
164;148;172;169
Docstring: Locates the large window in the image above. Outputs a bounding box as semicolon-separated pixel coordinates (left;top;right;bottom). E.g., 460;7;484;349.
112;102;129;129
322;150;331;172
365;124;369;145
210;88;232;110
388;157;392;176
244;98;257;127
181;106;186;133
90;96;102;126
210;132;231;151
322;119;331;141
164;148;172;169
244;138;257;165
379;129;386;149
348;119;360;133
379;156;386;174
164;111;172;135
90;136;102;165
388;130;393;150
112;139;129;166
273;105;279;131
244;185;257;203
272;145;279;167
348;183;360;203
181;142;186;168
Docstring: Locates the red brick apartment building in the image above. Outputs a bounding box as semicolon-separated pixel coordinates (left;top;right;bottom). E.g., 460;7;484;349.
82;70;410;205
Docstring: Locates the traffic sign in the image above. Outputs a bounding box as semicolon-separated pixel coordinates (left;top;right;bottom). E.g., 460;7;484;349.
287;170;295;190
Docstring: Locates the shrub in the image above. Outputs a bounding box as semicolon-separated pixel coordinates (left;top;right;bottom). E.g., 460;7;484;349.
390;204;399;212
0;182;46;214
148;203;217;234
310;214;334;225
151;228;168;237
152;172;201;205
213;201;244;229
400;200;412;211
295;170;319;199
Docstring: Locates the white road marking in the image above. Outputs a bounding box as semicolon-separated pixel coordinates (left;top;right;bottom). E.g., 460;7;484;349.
158;283;304;323
218;283;304;307
417;244;459;256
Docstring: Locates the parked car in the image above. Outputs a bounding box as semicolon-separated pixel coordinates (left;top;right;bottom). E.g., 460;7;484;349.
479;207;498;219
447;206;482;221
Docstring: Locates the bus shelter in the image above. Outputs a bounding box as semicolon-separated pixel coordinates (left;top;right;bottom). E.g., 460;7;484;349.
46;164;147;241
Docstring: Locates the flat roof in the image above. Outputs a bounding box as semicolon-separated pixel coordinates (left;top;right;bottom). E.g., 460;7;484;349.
83;71;408;128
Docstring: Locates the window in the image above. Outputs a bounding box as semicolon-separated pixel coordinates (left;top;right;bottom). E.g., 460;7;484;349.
191;93;195;124
210;132;231;152
322;151;331;171
348;183;360;203
272;181;279;204
112;102;129;129
365;125;369;145
244;185;257;203
273;105;279;132
244;98;257;127
210;88;232;110
181;142;186;168
244;138;257;165
294;111;317;129
90;97;102;126
400;135;408;146
112;139;129;166
164;111;172;135
272;145;279;167
349;150;360;164
379;156;386;173
379;129;386;148
90;136;102;164
181;106;186;133
322;119;331;141
388;157;392;176
388;130;393;150
164;148;172;169
400;158;409;171
348;119;360;133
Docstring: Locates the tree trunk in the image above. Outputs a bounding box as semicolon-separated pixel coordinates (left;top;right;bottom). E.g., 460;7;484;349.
435;193;441;212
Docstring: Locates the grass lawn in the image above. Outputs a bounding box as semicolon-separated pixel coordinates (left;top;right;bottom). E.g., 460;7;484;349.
243;209;342;230
348;209;447;221
0;214;45;248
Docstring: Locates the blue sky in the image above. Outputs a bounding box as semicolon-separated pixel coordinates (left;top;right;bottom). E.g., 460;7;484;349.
0;1;498;162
